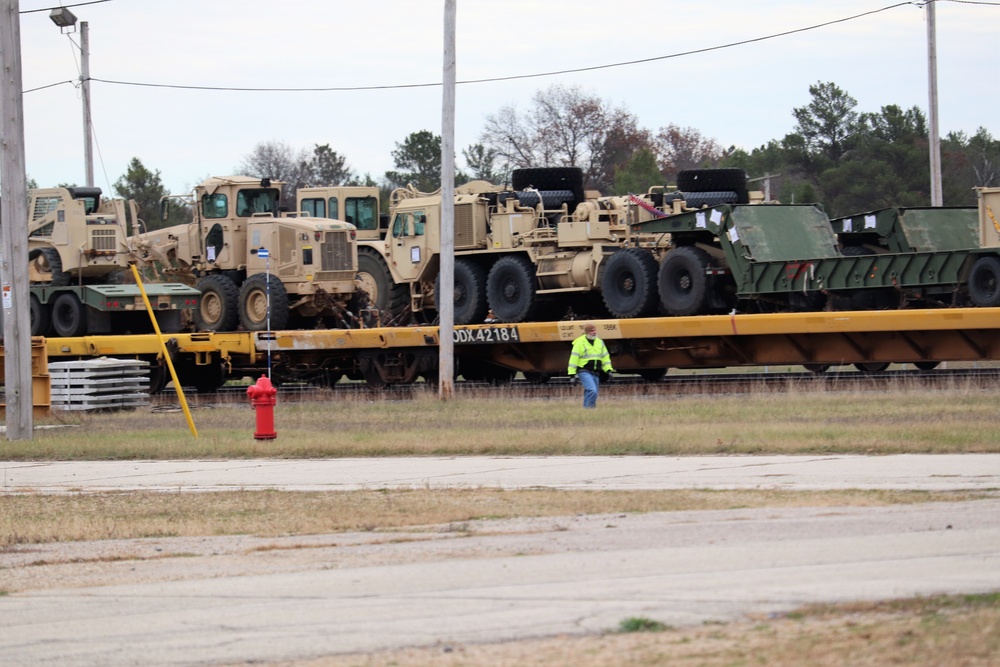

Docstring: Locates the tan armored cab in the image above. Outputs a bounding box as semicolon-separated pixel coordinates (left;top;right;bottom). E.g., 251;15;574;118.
134;176;361;331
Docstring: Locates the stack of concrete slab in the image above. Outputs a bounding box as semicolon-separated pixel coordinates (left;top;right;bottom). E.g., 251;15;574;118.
49;358;150;411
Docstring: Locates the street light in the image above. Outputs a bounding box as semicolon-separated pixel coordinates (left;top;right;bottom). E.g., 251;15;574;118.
49;7;94;187
48;6;77;29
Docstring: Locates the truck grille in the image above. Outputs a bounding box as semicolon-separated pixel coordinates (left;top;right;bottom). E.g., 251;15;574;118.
455;203;475;249
320;232;353;271
90;228;119;251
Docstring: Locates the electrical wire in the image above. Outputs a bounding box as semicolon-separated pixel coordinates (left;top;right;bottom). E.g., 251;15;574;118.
19;1;113;14
23;0;999;96
25;0;997;96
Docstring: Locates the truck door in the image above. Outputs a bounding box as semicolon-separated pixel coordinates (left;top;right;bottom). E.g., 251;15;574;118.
389;209;428;282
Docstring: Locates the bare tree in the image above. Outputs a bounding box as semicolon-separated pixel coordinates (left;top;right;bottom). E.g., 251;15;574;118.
236;141;310;204
655;124;724;179
480;85;649;192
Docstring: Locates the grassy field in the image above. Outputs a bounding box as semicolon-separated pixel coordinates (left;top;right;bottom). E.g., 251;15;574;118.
5;382;1000;459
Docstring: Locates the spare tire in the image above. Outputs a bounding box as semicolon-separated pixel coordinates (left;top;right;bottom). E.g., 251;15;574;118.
680;191;742;208
677;168;747;193
511;167;584;203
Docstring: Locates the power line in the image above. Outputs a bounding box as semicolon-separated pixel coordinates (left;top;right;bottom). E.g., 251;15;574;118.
19;1;113;14
24;0;999;95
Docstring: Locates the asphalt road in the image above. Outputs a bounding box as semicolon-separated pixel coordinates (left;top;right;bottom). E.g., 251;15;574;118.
2;455;999;666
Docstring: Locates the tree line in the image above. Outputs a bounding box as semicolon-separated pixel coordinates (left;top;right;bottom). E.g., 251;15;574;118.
98;81;996;230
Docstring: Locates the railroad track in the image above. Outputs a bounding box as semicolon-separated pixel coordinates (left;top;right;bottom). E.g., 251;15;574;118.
152;366;1000;405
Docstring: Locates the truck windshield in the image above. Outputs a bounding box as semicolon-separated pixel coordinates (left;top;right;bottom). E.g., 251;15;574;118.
345;197;378;230
236;189;280;217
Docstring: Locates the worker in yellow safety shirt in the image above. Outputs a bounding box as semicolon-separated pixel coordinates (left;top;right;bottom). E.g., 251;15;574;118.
567;322;615;408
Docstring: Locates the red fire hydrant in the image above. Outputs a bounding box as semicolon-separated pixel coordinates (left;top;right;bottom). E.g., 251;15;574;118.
246;375;278;440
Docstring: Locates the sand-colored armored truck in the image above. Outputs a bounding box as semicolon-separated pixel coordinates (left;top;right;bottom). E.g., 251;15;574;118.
20;186;197;337
134;176;361;332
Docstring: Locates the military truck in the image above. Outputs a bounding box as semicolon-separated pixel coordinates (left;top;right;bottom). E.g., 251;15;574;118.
22;186;198;337
134;176;361;332
297;185;386;240
628;186;1000;317
333;167;683;326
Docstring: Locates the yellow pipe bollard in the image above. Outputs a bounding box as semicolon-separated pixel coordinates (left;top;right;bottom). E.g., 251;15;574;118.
129;264;198;438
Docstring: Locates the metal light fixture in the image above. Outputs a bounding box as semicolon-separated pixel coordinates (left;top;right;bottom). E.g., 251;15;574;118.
49;6;93;186
49;7;78;30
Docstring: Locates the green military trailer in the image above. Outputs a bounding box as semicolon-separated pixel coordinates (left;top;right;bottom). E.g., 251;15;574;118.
630;187;1000;316
831;206;980;254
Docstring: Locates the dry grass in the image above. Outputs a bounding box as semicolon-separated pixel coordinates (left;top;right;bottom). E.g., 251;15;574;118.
6;384;1000;459
285;593;1000;667
2;488;988;547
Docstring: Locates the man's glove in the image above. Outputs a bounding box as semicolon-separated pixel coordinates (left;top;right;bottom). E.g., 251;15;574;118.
600;370;614;383
570;375;579;385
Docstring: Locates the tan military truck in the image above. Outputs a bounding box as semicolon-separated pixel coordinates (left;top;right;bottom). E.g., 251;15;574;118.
342;167;675;325
134;176;360;332
22;186;198;337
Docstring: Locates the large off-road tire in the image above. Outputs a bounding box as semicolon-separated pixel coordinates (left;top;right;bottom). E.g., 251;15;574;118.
194;274;240;332
29;247;70;286
435;258;489;325
29;293;51;337
487;255;540;323
968;255;1000;307
676;168;747;194
239;273;290;331
511;167;585;203
658;246;713;316
601;248;660;319
51;292;87;337
357;249;408;317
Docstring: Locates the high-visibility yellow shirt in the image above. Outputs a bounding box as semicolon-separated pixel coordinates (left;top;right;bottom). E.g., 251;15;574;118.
567;334;613;375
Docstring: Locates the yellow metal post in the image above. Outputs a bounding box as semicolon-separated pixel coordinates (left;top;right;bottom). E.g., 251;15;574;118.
129;265;198;438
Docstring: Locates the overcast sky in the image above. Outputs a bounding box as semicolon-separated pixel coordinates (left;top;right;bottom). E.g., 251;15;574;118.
10;0;999;194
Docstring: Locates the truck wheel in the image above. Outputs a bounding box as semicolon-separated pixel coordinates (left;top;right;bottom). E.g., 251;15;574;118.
968;256;1000;307
30;294;51;337
487;255;539;322
239;273;290;331
195;274;240;332
658;246;712;316
601;248;659;318
29;248;70;286
511;167;584;202
357;250;408;317
435;258;489;324
51;292;87;337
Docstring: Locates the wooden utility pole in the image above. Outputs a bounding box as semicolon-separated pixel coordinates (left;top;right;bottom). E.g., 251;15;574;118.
438;0;456;399
0;0;35;439
80;21;94;187
926;1;942;206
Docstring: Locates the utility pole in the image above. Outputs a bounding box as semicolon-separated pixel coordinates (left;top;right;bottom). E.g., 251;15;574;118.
49;6;93;187
438;0;456;399
926;0;942;206
80;21;94;187
0;0;35;439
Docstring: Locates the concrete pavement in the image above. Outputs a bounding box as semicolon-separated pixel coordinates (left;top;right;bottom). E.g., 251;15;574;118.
3;453;1000;493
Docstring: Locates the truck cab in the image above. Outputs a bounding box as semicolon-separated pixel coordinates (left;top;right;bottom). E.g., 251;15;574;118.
27;186;135;285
